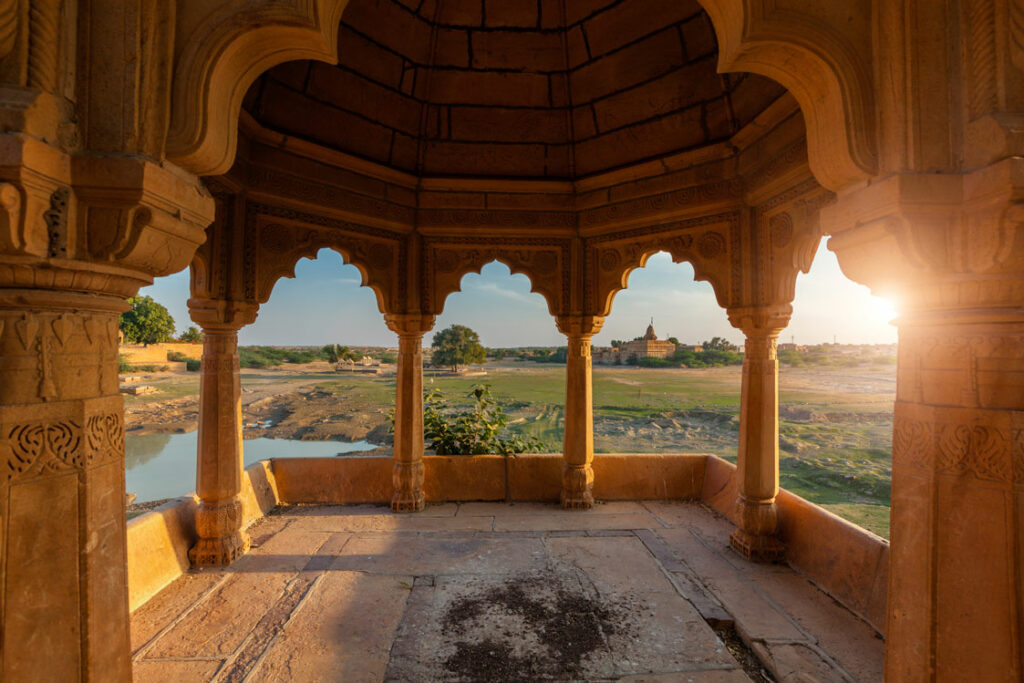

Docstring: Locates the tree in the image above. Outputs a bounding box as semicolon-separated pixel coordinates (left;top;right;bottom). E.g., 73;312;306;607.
702;336;739;352
431;324;486;371
610;340;624;348
323;344;358;364
120;296;175;345
667;336;679;345
179;326;203;343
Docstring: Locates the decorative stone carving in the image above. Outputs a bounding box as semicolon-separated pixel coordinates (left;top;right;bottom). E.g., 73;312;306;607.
586;215;737;315
424;239;570;316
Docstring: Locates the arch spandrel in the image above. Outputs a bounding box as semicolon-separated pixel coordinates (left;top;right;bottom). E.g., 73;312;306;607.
585;216;738;318
698;0;877;191
248;207;403;315
423;240;571;318
168;0;349;176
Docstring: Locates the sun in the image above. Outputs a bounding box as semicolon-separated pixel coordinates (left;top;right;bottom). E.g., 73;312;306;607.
866;296;899;324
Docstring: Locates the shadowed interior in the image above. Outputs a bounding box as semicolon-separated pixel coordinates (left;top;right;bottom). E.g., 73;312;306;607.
242;0;786;179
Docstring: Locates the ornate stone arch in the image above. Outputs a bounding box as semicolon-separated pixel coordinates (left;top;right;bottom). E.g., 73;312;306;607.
422;238;571;318
247;204;403;314
585;215;738;317
167;0;349;176
697;0;877;190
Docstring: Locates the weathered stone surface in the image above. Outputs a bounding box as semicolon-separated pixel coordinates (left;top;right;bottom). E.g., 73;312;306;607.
131;503;882;680
131;660;223;682
247;571;413;681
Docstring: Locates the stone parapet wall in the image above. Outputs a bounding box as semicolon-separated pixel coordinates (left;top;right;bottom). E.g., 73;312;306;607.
120;343;203;365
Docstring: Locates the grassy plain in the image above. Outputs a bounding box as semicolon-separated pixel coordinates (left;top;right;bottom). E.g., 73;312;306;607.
125;361;894;538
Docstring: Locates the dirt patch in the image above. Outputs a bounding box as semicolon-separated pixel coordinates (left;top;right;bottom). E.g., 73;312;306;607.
441;575;630;682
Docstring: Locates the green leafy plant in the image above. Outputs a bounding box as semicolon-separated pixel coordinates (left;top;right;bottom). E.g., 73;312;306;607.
391;384;544;456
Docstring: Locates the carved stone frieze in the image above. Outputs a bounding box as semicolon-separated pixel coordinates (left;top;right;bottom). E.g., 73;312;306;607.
579;178;743;230
893;409;1023;487
584;213;738;315
247;203;405;314
423;237;571;317
3;409;124;482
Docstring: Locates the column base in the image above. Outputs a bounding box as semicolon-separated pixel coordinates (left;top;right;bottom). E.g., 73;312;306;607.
189;531;251;567
729;529;785;563
561;464;594;510
391;461;425;513
391;492;425;513
190;498;248;567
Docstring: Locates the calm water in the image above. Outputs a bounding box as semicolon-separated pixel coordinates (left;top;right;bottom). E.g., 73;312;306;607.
125;433;377;502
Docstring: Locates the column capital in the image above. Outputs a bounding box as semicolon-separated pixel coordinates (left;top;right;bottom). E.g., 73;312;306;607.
822;162;1024;319
188;297;259;332
384;313;435;336
726;304;792;336
556;314;604;337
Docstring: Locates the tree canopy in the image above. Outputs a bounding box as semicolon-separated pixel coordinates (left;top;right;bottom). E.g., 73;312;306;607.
701;336;739;352
120;296;175;345
179;326;203;343
431;324;486;372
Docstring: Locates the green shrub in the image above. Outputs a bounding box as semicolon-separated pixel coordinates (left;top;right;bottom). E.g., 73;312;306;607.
392;384;544;456
186;359;201;372
118;355;131;373
167;350;189;362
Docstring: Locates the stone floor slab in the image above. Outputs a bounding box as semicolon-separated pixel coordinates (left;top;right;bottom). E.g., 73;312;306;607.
457;501;650;517
333;533;548;575
494;512;661;532
247;571;413;682
131;502;883;682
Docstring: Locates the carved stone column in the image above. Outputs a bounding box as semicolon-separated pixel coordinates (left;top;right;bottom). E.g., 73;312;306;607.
0;289;131;680
187;299;258;566
556;315;604;509
823;168;1024;680
727;305;791;561
385;313;435;512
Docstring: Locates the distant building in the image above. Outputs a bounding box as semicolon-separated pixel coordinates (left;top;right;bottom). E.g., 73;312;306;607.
777;343;807;352
595;320;678;364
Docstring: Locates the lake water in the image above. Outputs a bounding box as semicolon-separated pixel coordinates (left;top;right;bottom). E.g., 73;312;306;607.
126;432;378;503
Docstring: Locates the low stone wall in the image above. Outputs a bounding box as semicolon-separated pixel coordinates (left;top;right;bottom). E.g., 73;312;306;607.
270;453;708;504
120;342;202;365
126;461;278;612
701;456;889;634
127;453;889;637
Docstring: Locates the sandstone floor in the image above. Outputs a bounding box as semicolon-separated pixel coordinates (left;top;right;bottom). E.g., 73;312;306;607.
130;501;883;682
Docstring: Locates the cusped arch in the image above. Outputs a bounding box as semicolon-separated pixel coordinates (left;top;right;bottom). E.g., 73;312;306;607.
698;0;876;190
587;219;737;317
250;212;403;315
424;241;570;318
167;0;349;176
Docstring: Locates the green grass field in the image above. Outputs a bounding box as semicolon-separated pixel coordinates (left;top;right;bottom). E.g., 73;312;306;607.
127;362;894;538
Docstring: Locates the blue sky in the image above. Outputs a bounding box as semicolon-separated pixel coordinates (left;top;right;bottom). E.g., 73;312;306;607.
141;242;898;348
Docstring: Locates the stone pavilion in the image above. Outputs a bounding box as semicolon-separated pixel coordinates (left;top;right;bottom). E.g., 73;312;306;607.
0;0;1022;679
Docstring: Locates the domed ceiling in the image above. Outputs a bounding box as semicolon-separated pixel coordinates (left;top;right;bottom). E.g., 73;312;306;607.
243;0;786;180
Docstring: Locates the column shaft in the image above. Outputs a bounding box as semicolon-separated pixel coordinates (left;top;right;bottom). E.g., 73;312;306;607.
557;315;602;509
728;307;788;562
189;328;248;566
886;316;1024;681
392;332;426;512
0;293;131;681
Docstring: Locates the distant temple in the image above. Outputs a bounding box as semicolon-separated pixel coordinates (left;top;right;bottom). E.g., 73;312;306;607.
595;320;684;364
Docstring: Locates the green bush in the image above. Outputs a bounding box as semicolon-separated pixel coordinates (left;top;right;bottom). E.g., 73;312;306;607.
167;350;189;362
118;355;131;373
392;384;544;456
185;359;201;372
238;346;324;368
